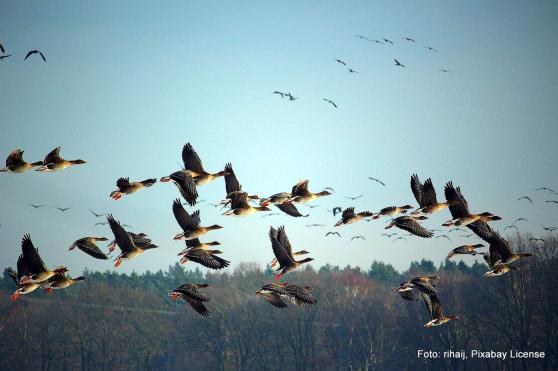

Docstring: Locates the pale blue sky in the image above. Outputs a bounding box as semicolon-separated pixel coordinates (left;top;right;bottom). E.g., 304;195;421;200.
1;0;557;275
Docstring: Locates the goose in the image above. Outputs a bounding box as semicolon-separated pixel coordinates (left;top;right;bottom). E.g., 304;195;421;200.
222;192;271;216
335;207;374;226
36;147;86;172
110;177;156;200
107;215;157;267
179;248;230;270
442;212;502;227
160;170;198;206
351;236;365;241
181;143;226;186
221;163;259;207
446;244;485;259
410;174;455;214
373;205;413;218
269;250;309;269
69;237;110;260
256;283;290;308
16;235;68;286
0;149;42;173
368;177;386;186
43;273;85;293
394;59;405;67
421;292;459;328
517;196;534;204
169;284;212;317
323;98;337;108
177;238;221;255
172;199;223;240
325;231;341;238
385;216;433;238
287;180;331;204
269;226;313;280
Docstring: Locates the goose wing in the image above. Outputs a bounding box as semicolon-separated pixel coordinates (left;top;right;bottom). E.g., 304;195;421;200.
269;226;294;267
186;250;230;270
107;215;135;253
183;296;210;316
276;203;308;217
263;293;288;308
230;192;249;209
224;163;241;194
74;238;109;260
175;284;212;302
286;285;318;305
6;149;25;167
292;180;310;196
116;177;130;189
43;146;62;165
395;218;433;238
410;174;423;206
170;171;198;206
172;198;200;232
341;207;355;220
21;234;47;274
421;178;438;206
182;143;205;173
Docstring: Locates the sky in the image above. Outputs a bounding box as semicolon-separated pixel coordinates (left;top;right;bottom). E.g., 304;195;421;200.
1;0;557;276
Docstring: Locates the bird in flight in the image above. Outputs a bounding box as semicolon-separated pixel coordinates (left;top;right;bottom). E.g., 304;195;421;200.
459;234;474;238
354;35;371;41
517;196;533;204
540;224;557;232
351;235;366;241
394;59;405;67
546;200;558;204
322;98;337;108
0;54;11;60
55;207;72;212
273;91;286;98
306;224;325;228
368;177;385;186
347;68;358;73
438;69;452;73
28;204;46;209
383;38;394;45
393;236;408;242
286;93;298;101
334;58;347;65
381;233;398;238
372;39;384;45
512;217;528;225
345;194;363;201
95;222;108;226
331;207;342;216
403;37;415;42
325;231;341;238
89;209;107;218
425;46;438;52
24;49;46;62
535;187;555;193
504;225;519;231
304;204;321;209
261;213;280;218
436;235;452;241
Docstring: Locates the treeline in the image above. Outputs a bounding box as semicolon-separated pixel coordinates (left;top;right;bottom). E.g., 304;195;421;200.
0;233;556;371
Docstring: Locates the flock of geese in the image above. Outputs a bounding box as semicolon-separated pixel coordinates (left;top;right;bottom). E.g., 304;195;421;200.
3;141;551;327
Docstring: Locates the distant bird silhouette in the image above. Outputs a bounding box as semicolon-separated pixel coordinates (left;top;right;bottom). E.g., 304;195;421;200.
425;46;438;52
323;98;337;108
345;194;363;201
504;225;519;231
0;54;10;60
325;231;341;238
517;196;533;204
372;39;384;44
546;200;558;204
273;91;286;98
28;204;46;209
540;225;557;232
24;49;46;62
354;35;371;41
347;68;358;73
55;207;72;212
436;235;452;241
95;222;108;226
261;213;280;218
368;177;386;186
89;209;107;218
394;59;405;67
304;204;320;209
332;207;342;216
306;224;325;228
438;69;452;73
0;43;4;53
351;235;365;241
334;58;347;65
393;236;408;242
381;233;398;238
459;234;474;238
512;217;528;225
286;93;298;101
403;37;415;42
382;38;394;45
448;227;465;233
535;187;555;193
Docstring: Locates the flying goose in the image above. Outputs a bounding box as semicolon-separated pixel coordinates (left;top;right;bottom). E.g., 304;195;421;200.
322;98;337;108
0;149;42;173
172;199;223;240
36;147;86;172
368;177;386;186
169;283;212;317
110;177;156;200
24;49;46;62
287;180;331;204
107;215;157;267
181;143;226;186
446;244;485;259
385;216;433;238
335;207;374;226
160;170;198;206
269;226;313;280
69;237;110;260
